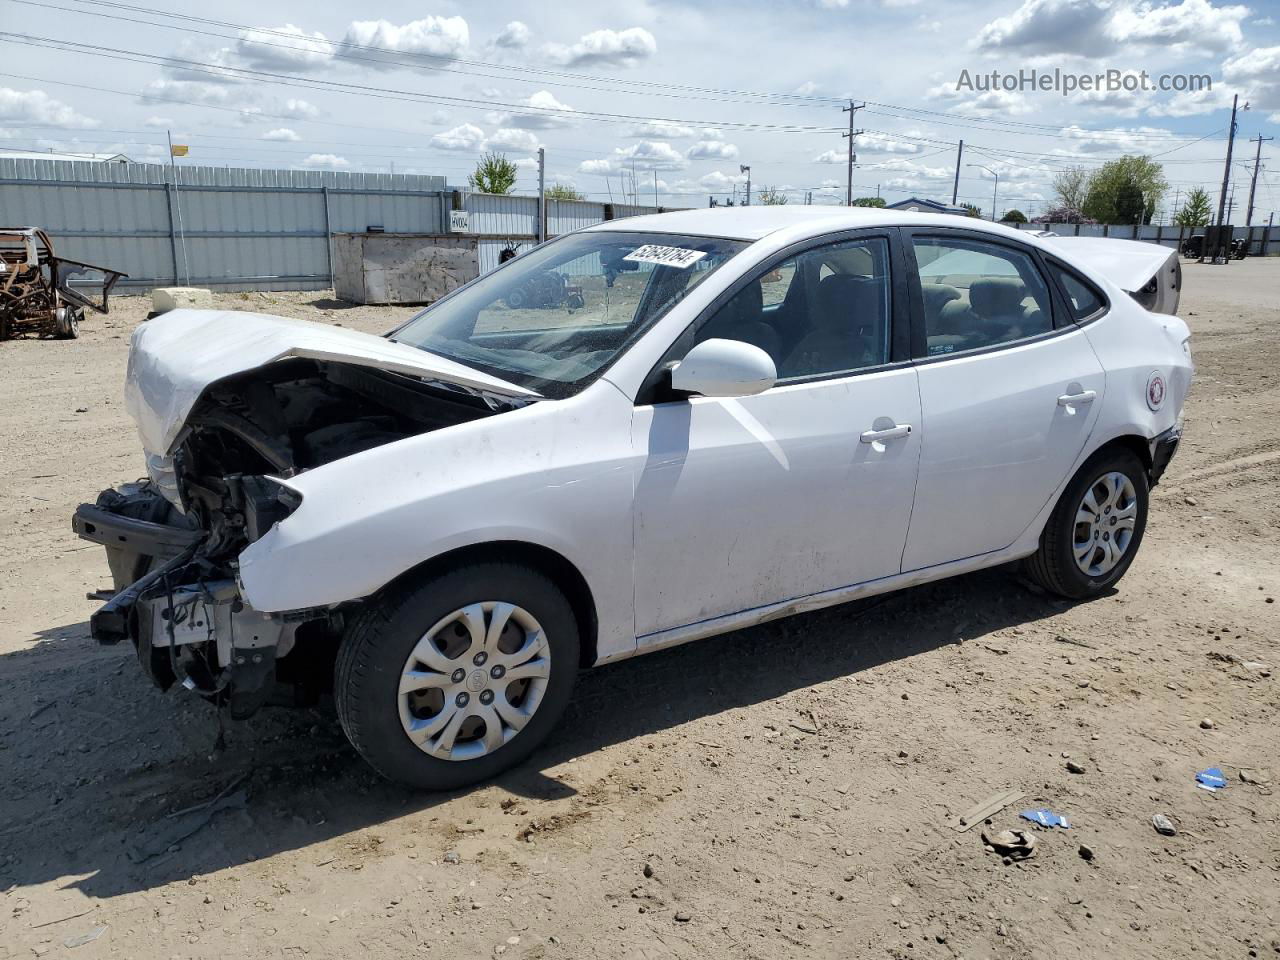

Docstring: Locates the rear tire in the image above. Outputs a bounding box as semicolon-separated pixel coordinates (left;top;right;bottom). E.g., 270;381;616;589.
1025;447;1149;600
335;562;579;790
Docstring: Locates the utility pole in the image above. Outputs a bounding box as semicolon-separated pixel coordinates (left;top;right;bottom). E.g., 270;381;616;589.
1209;93;1241;262
740;164;752;205
537;147;546;244
968;164;999;220
1246;134;1272;226
841;101;865;206
951;139;964;206
166;129;190;284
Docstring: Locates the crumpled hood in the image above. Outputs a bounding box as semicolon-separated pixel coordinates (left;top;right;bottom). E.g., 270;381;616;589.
125;309;537;456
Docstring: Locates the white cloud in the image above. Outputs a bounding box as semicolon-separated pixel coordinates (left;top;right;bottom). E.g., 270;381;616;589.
341;16;469;67
615;140;688;170
925;83;1033;116
627;120;696;139
686;140;740;160
280;98;319;119
302;153;349;168
1108;0;1247;51
494;21;531;50
579;158;616;174
794;81;820;96
973;0;1249;57
431;122;486;151
236;24;333;71
858;131;923;154
487;127;540;151
545;27;656;68
699;170;747;189
700;127;724;140
1056;123;1176;152
503;90;577;129
814;149;845;164
143;78;248;108
263;127;300;141
878;158;953;181
1222;44;1280;119
143;116;173;128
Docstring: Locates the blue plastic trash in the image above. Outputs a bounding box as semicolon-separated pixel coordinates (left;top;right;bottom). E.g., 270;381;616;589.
1019;808;1070;829
1195;767;1227;791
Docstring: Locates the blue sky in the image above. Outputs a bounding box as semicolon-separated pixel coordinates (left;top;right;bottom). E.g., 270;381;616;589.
0;0;1278;220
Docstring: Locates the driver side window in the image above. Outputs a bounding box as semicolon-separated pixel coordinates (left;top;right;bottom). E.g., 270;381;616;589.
691;237;892;380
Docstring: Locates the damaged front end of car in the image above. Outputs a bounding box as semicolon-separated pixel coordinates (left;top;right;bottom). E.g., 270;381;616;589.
73;309;533;719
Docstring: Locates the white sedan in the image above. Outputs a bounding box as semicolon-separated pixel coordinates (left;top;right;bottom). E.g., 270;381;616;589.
74;207;1192;788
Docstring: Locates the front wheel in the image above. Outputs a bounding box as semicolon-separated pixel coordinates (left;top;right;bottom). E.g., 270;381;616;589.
335;562;579;790
1024;448;1150;599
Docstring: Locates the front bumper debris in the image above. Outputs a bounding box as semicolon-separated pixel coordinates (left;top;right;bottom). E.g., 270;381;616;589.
1149;422;1182;486
73;480;302;719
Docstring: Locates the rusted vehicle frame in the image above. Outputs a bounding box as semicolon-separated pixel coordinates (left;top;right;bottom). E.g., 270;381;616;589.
0;226;128;340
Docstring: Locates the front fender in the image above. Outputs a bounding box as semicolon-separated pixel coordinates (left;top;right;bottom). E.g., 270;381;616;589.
235;381;638;656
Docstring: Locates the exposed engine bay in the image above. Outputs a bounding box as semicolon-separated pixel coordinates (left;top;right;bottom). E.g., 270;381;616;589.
73;357;504;718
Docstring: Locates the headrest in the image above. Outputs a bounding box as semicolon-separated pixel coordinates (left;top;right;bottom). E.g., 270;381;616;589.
921;283;961;314
969;277;1027;318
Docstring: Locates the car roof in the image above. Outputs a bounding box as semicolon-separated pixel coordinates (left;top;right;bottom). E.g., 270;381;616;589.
585;205;1040;243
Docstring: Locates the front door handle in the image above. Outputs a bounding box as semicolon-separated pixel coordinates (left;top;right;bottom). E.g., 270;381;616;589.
1057;390;1097;407
860;424;912;443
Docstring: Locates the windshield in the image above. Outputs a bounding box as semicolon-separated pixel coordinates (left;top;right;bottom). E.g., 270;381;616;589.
391;231;748;398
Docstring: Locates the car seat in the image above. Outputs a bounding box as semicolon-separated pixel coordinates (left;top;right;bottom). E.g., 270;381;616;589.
781;275;885;377
697;280;782;361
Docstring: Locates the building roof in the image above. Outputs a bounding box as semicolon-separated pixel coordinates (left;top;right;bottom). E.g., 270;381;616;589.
885;197;969;215
0;150;131;163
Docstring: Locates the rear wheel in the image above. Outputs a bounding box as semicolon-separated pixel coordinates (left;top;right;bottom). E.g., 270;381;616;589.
335;562;579;790
1025;448;1149;599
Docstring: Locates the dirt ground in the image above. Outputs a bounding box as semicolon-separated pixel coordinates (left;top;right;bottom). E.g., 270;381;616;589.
1;263;1277;960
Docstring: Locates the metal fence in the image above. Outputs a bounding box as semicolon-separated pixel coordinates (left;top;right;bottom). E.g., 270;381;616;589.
1009;220;1277;255
0;158;671;292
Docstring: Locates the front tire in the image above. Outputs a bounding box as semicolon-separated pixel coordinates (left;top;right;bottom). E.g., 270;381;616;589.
1025;448;1149;600
335;562;579;790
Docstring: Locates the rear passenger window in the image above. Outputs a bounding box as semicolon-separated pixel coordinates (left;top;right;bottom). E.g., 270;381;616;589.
913;238;1052;356
1049;263;1105;320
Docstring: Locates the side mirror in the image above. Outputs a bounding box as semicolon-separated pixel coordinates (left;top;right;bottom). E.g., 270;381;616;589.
670;338;777;398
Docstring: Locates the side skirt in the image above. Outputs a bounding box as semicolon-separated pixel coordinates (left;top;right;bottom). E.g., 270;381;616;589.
617;541;1039;662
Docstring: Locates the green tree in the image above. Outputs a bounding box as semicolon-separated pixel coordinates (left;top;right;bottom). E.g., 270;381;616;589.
757;185;789;205
1001;208;1028;223
851;196;886;208
1052;166;1091;212
1173;187;1213;227
468;152;518;195
962;203;983;218
1081;155;1168;225
544;183;585;201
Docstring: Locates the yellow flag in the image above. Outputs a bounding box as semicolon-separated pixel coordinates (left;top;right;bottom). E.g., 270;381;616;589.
170;144;189;157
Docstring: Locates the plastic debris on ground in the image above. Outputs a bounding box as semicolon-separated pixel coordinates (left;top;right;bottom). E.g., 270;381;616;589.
1195;767;1227;791
1019;808;1070;829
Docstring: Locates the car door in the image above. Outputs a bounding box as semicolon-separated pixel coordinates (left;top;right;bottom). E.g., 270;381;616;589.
630;231;922;640
901;229;1106;572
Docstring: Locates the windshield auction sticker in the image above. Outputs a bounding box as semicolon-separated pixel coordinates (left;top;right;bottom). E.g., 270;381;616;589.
623;244;708;269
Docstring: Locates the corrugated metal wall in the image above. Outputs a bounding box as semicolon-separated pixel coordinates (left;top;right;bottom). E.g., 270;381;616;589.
0;159;673;292
1011;220;1278;253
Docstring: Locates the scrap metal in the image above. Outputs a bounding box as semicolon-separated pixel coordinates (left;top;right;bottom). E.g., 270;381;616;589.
1;226;127;340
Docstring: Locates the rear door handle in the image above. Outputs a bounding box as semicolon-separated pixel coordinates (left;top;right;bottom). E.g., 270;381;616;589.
860;424;912;443
1057;390;1097;407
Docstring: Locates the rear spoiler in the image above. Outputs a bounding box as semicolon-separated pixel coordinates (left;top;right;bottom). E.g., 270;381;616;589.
1038;235;1181;316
